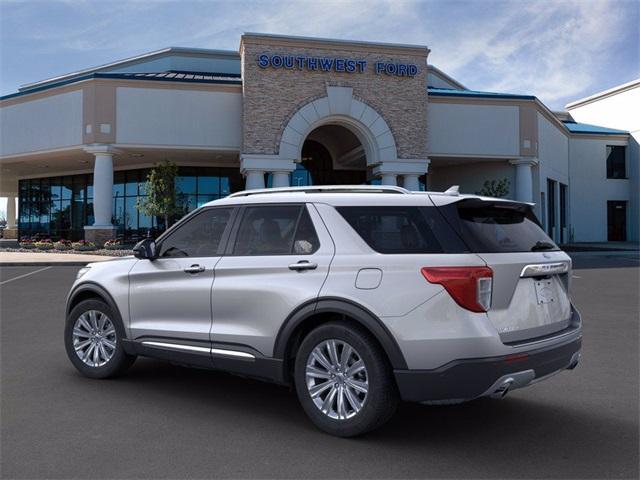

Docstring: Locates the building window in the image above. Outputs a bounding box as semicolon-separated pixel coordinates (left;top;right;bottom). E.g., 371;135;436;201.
606;146;626;179
18;166;243;242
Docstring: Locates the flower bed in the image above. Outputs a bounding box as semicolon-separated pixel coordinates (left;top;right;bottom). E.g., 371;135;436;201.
103;239;122;250
54;239;73;251
19;237;36;249
34;239;54;250
71;240;97;251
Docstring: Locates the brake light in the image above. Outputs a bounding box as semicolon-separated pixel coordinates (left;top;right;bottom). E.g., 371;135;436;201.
421;266;493;313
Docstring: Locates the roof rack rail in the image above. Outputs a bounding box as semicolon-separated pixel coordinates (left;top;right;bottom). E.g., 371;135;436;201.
228;185;410;197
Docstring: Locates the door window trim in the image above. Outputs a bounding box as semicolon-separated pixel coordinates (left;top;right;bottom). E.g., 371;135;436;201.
225;203;321;256
155;206;238;258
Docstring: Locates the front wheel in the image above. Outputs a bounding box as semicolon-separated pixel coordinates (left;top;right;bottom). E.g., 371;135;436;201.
64;299;136;379
294;321;398;437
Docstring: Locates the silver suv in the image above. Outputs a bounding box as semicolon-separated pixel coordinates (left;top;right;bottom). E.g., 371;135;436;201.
65;185;582;436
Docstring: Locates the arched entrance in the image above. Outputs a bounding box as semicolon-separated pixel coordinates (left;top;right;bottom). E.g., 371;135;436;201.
292;124;369;186
244;86;429;190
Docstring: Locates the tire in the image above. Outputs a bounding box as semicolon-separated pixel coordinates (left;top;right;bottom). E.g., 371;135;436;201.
294;321;398;437
64;298;136;379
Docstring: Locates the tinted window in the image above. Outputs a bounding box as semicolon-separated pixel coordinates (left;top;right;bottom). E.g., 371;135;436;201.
440;199;558;253
158;207;232;257
606;146;626;179
233;205;319;256
337;206;466;254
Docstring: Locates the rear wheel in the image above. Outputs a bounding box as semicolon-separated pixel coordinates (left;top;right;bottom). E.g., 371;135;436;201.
294;321;398;437
64;299;136;378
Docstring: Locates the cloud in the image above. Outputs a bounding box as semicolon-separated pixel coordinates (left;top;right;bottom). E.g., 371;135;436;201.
1;0;637;108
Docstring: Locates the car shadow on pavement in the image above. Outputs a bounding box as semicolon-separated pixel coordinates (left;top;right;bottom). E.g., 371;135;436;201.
111;357;637;448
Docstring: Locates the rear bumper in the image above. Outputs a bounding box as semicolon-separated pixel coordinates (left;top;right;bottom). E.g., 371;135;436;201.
394;334;582;403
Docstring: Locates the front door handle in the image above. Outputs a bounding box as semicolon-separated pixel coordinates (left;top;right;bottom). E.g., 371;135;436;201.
184;264;205;274
288;260;318;271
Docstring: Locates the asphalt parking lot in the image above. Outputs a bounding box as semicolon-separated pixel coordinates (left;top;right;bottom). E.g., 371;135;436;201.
1;253;638;479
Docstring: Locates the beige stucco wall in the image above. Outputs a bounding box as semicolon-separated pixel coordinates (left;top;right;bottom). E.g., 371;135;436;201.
240;35;429;160
0;90;83;156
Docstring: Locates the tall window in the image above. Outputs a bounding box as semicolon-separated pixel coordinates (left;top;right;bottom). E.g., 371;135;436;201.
18;166;243;241
606;146;626;179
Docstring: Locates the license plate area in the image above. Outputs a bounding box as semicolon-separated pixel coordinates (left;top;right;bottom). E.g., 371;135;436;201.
534;278;555;305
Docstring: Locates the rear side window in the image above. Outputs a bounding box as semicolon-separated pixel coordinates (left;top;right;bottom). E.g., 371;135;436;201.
439;199;559;253
233;205;319;256
336;206;467;254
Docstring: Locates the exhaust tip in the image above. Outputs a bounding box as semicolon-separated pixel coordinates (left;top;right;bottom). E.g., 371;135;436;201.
491;379;514;399
567;352;581;370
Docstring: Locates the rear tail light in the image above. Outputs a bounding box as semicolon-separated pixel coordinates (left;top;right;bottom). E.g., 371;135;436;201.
421;266;493;313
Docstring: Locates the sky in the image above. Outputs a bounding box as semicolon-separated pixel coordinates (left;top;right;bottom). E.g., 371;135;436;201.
0;0;638;215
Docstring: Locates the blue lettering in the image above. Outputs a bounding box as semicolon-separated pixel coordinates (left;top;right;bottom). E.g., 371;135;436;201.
258;54;269;68
385;63;397;75
375;62;385;74
407;64;418;76
283;55;294;69
271;55;283;68
320;57;334;71
307;57;318;70
346;59;356;73
335;59;345;72
357;60;367;73
296;56;306;69
398;64;407;76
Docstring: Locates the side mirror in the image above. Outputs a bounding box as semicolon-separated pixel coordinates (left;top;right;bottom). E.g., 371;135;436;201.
132;238;156;260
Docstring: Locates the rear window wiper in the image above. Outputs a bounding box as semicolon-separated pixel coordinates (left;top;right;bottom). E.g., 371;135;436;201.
531;241;556;251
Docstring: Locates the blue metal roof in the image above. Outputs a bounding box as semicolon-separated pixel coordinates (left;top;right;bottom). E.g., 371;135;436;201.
427;87;536;100
0;71;242;101
562;121;628;135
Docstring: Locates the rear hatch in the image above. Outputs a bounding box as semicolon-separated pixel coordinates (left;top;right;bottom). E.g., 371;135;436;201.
434;197;572;344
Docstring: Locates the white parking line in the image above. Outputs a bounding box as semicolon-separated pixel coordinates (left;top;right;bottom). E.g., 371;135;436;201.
0;266;52;286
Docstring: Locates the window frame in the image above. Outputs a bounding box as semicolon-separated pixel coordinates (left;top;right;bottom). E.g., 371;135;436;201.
154;206;238;258
225;203;321;257
606;145;627;179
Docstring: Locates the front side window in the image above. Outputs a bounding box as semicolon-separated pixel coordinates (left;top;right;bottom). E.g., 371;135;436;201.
233;205;319;256
158;207;232;257
606;146;626;179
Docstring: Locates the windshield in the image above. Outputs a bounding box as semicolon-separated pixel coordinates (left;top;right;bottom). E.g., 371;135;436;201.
438;199;559;253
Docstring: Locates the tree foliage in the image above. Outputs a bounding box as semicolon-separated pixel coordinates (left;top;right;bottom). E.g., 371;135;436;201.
136;161;182;230
477;178;510;198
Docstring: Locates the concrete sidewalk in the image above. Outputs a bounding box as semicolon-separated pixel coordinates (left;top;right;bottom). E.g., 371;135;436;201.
0;251;118;266
562;241;639;252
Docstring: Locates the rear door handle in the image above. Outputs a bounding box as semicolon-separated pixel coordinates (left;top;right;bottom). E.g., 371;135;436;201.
288;260;318;271
184;264;205;274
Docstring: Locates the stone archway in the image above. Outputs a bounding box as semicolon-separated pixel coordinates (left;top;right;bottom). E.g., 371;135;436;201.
240;85;429;190
278;86;398;168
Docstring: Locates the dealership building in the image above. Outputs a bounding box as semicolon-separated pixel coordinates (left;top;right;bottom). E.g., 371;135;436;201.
0;33;637;244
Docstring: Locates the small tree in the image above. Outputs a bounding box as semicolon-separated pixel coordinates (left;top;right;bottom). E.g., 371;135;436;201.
136;161;182;231
477;178;510;198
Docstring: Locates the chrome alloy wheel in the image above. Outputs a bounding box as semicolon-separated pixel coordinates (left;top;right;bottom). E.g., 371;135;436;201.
305;339;369;420
72;310;117;367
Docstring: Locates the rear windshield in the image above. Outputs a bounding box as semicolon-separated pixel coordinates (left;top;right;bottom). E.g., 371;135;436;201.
438;199;559;253
336;206;468;254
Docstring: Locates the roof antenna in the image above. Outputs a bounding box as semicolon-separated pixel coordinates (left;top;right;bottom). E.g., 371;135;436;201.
444;185;460;196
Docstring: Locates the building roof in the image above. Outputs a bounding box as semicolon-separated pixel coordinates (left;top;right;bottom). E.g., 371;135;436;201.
427;66;466;90
565;78;640;110
18;47;240;92
562;121;629;135
0;70;242;100
102;71;241;82
427;87;535;100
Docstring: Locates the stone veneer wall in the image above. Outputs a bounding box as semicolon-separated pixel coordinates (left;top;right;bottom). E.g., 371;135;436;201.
241;36;429;160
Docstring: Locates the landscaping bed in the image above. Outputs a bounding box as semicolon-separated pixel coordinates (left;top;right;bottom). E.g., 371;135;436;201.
0;247;133;257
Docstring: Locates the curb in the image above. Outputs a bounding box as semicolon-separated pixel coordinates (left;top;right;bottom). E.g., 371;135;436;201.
0;262;91;267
